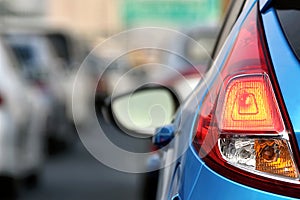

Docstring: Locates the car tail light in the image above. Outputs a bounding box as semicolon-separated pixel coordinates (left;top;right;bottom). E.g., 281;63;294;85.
220;75;283;133
34;79;47;91
193;3;300;198
0;94;3;105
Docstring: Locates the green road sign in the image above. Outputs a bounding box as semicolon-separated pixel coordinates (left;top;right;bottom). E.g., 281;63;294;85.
122;0;221;27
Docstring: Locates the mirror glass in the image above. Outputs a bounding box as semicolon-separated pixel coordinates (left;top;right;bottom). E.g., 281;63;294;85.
111;88;176;136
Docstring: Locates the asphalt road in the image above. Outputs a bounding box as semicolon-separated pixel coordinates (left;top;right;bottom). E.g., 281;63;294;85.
19;115;152;200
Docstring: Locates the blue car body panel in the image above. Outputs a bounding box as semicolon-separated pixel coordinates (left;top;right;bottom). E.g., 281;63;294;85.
261;7;300;150
183;148;297;200
168;0;300;200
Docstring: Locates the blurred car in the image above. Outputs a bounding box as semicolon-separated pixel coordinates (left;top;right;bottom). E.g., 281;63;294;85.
4;31;75;154
110;0;300;199
86;52;149;113
45;31;91;126
93;26;218;114
160;26;218;100
0;36;47;198
95;25;218;107
83;53;110;112
160;26;218;75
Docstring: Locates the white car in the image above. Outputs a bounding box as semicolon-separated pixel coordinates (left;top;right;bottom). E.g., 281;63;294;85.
0;37;47;197
5;32;75;154
45;32;91;126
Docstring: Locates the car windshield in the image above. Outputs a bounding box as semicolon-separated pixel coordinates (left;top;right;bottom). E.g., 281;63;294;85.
10;45;35;68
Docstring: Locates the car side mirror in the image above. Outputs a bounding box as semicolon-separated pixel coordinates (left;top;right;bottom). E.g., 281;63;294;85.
109;85;180;137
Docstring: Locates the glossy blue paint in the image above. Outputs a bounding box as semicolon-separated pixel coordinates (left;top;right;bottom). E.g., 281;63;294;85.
167;162;181;199
153;124;175;148
171;194;182;200
184;148;297;200
260;0;273;13
179;148;203;200
261;7;300;150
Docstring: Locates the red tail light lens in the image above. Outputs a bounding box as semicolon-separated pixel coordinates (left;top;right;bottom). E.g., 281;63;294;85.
193;4;300;198
219;74;283;133
0;95;3;105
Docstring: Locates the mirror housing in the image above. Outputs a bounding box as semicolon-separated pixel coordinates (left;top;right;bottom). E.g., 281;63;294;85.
104;84;180;137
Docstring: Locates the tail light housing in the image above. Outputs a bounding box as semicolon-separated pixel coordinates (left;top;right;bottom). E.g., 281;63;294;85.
193;4;300;198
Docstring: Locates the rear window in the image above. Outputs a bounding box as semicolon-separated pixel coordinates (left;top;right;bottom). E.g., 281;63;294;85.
46;33;71;67
275;2;300;61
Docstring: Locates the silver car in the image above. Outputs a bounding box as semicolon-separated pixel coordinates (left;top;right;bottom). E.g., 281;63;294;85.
0;37;47;198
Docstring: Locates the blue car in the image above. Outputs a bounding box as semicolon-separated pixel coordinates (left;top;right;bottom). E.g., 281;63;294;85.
109;0;300;199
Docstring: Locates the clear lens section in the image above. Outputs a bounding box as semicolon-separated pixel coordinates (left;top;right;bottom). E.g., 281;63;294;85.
219;138;299;180
219;138;256;169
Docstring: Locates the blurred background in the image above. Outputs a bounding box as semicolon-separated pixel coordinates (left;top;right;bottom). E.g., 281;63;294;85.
0;0;229;199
